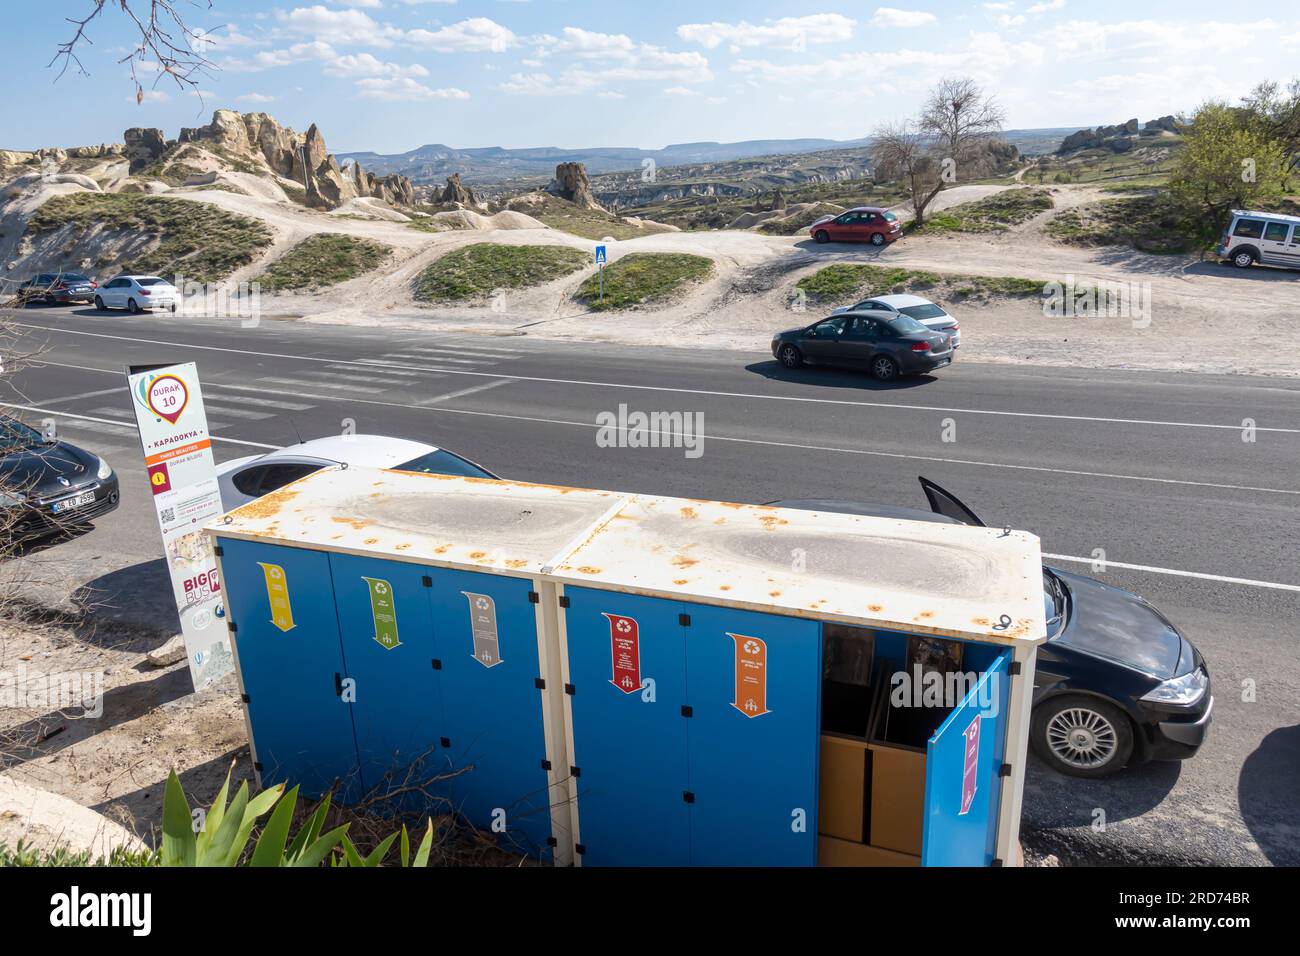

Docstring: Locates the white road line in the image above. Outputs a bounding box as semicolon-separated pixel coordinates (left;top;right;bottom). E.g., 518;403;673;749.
324;364;427;378
360;356;497;367
37;386;128;405
401;344;524;355
86;405;234;430
205;391;313;411
1042;553;1300;593
17;323;1298;434
395;350;518;361
417;378;517;406
0;404;278;449
256;376;377;393
202;404;276;420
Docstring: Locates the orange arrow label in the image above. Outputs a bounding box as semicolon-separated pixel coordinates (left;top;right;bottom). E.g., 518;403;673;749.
728;632;769;718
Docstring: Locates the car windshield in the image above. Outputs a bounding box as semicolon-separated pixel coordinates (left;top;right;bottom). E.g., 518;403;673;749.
0;418;46;454
882;211;898;222
59;274;92;283
392;448;496;479
136;277;169;286
898;304;948;321
884;315;928;335
1043;568;1067;638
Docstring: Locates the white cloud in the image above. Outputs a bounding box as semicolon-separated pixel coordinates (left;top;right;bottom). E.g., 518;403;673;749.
237;92;276;103
327;52;430;78
498;72;555;95
676;14;855;50
131;89;170;104
405;17;518;52
664;86;699;96
503;32;713;94
869;8;938;29
596;90;626;100
277;6;402;47
331;0;384;8
355;77;470;100
222;40;338;72
1027;0;1065;13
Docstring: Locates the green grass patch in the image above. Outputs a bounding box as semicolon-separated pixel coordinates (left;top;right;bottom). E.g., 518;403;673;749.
406;216;451;233
26;192;273;284
507;194;669;241
795;263;1043;305
256;233;390;292
1045;195;1198;253
912;188;1054;234
574;252;714;311
413;243;589;302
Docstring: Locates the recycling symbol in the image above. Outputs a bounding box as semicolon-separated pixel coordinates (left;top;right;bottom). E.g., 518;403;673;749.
268;567;282;581
616;618;632;633
475;597;490;610
374;582;388;595
743;640;761;655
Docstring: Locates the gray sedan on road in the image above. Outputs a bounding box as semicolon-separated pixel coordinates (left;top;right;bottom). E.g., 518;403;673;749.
772;311;955;381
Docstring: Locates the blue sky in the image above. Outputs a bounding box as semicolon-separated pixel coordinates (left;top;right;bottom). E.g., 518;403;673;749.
4;1;1298;152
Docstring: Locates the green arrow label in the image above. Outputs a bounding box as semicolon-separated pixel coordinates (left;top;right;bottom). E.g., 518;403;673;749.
362;577;401;650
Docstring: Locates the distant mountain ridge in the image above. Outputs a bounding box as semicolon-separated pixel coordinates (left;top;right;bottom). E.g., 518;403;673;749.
339;129;1075;185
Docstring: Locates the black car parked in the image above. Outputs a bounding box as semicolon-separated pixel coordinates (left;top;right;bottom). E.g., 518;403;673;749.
16;272;97;305
772;311;953;381
770;477;1213;778
0;416;120;542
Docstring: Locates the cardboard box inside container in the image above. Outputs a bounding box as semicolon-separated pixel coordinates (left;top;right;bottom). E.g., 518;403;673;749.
818;735;869;842
818;835;920;867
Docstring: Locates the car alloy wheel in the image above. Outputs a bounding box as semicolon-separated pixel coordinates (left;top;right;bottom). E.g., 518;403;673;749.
1045;706;1118;770
814;230;829;244
93;296;104;311
127;298;140;314
870;356;898;381
1232;251;1254;269
778;344;802;368
870;233;885;246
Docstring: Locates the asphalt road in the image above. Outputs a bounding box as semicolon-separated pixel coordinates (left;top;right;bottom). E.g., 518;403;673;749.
3;304;1298;866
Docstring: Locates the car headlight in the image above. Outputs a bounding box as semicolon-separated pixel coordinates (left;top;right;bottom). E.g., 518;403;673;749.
96;456;113;480
1141;666;1207;705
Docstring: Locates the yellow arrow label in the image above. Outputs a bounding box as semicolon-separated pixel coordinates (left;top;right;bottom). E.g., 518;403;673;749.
258;562;296;632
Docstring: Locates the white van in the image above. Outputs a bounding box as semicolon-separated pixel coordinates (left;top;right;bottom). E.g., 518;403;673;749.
1216;209;1300;270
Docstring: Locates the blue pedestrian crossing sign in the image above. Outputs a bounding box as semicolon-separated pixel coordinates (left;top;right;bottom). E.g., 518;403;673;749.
594;245;607;265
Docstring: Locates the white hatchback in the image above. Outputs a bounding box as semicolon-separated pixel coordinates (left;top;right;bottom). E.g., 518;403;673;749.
94;275;179;314
833;293;960;347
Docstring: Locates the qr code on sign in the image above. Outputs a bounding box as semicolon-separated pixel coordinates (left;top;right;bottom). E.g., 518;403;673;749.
160;507;175;522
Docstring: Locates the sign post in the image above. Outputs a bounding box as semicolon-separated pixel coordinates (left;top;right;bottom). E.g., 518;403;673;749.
127;362;232;690
594;244;606;303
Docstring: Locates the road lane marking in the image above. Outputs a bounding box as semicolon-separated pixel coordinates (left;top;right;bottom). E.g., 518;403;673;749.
417;378;516;406
202;404;277;420
205;391;313;411
1042;554;1300;593
0;404;278;449
16;322;1299;434
37;386;128;405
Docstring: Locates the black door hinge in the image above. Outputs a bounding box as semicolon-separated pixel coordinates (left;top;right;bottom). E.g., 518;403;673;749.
570;766;581;778
558;595;570;608
440;737;451;748
534;677;546;689
575;844;586;856
253;761;263;772
431;658;442;670
681;705;693;718
422;575;432;588
240;693;250;704
228;622;238;634
992;858;1004;867
1009;661;1022;676
999;764;1012;777
683;791;695;804
547;837;558;847
565;683;576;695
213;545;223;557
528;591;540;603
541;759;552;771
678;613;691;627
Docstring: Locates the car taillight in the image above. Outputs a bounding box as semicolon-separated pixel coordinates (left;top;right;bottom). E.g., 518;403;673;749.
139;288;151;295
90;280;98;288
911;341;932;352
950;324;959;331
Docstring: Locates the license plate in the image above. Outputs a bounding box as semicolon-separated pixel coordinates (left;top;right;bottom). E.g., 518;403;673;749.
51;491;95;514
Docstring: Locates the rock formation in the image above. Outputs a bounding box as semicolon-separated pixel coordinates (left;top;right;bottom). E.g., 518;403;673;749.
440;173;476;205
124;127;169;173
546;162;602;210
1057;116;1179;154
770;189;787;211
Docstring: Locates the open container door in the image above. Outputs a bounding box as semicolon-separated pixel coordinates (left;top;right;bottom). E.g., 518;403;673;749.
920;650;1012;866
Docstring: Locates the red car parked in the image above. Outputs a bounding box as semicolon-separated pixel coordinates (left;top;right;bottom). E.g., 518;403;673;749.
809;206;902;246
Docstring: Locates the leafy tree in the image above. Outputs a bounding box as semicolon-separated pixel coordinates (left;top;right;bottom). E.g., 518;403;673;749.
1170;100;1292;247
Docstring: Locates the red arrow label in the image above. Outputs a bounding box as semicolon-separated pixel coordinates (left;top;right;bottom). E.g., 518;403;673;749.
728;633;769;717
603;612;641;694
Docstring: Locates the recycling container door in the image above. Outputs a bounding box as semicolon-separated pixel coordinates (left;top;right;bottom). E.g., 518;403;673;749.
426;568;554;859
562;587;690;867
219;538;359;800
921;649;1012;867
329;553;451;812
682;604;822;866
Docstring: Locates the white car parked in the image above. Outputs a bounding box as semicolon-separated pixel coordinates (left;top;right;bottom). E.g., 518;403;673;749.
215;434;498;511
833;293;961;348
94;275;180;314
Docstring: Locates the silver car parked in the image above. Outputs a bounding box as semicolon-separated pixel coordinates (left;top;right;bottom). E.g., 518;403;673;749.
833;293;961;348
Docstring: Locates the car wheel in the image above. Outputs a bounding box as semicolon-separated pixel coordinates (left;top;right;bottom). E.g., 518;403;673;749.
93;296;105;311
1231;250;1255;269
777;344;803;369
1031;694;1134;778
127;298;140;314
814;230;830;244
869;355;899;381
168;303;177;313
870;233;886;246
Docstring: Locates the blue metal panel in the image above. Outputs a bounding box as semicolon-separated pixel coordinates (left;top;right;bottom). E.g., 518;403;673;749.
426;568;553;859
563;587;690;866
921;650;1011;866
682;604;821;867
328;553;452;813
219;538;359;801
